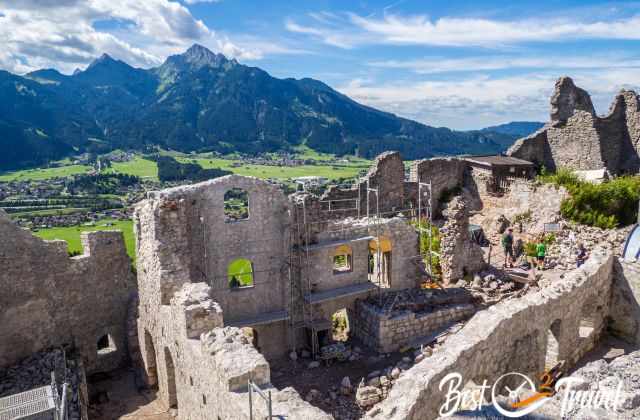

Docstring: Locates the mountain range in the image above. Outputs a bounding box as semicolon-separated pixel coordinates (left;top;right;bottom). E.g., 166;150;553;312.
0;44;541;170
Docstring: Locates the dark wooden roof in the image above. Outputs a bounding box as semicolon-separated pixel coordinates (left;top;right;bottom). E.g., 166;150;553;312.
463;155;534;167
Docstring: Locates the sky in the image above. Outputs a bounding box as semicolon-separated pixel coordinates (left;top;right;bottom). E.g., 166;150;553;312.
1;1;640;129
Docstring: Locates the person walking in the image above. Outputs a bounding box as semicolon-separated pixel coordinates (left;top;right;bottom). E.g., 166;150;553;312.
501;228;515;268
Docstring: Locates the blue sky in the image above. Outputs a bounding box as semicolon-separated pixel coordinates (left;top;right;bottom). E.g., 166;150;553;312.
2;0;640;129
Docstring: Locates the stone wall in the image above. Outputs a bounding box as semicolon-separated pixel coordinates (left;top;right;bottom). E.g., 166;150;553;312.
0;211;135;374
137;282;330;419
609;259;640;345
364;250;615;420
508;77;640;174
319;151;407;218
439;196;485;284
410;158;466;217
352;300;476;353
465;173;568;235
134;175;291;360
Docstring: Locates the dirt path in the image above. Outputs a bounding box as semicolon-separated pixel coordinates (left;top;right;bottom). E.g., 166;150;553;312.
88;369;173;420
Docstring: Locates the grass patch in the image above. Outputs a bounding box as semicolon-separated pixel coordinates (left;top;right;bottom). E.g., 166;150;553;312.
176;156;368;180
0;164;90;181
105;157;159;180
33;218;135;261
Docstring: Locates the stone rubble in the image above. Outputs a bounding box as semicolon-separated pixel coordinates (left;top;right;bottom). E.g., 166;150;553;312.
0;349;85;420
544;223;630;270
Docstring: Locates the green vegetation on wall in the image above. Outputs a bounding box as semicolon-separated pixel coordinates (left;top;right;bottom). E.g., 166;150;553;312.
413;220;442;278
539;168;640;229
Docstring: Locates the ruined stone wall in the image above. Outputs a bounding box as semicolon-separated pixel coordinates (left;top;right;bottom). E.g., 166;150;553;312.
439;197;485;284
359;151;406;215
0;211;135;374
135;175;291;360
137;282;330;420
364;251;615;420
303;216;420;324
465;173;568;235
508;77;640;174
352;300;476;353
609;259;640;345
410;158;466;217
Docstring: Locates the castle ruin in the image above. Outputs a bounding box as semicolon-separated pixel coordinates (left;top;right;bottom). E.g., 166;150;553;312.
2;78;640;420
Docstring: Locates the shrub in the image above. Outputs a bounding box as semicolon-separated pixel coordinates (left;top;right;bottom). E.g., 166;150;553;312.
539;168;640;229
524;242;537;257
412;220;442;278
560;176;640;229
537;167;581;189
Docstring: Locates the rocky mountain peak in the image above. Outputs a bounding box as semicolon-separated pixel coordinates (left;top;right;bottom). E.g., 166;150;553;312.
550;76;595;123
87;53;117;69
183;43;229;68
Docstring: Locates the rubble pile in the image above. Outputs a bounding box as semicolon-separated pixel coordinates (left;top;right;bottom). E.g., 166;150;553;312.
0;348;85;420
355;347;433;411
539;350;640;419
545;223;630;270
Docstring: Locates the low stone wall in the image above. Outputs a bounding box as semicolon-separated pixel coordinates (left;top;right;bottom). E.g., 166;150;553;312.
352;300;476;353
364;250;615;420
609;259;640;345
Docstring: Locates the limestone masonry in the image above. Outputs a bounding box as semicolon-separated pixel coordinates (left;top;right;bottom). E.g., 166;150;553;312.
508;76;640;174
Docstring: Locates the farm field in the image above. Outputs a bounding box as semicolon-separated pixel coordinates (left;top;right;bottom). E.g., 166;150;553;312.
104;156;159;179
0;152;371;182
0;163;91;181
33;218;136;261
178;156;369;180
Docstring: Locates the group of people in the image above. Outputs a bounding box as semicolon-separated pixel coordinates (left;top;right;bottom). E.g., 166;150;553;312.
501;228;589;270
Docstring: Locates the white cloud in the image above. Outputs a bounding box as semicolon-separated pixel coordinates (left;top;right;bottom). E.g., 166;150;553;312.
0;0;277;74
287;12;640;49
184;0;222;4
337;70;640;130
368;54;640;74
285;18;359;49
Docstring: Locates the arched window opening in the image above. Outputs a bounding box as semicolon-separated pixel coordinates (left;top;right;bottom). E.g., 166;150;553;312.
228;258;254;288
224;188;249;222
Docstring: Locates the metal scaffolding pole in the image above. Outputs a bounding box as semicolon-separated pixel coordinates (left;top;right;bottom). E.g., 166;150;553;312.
418;180;433;276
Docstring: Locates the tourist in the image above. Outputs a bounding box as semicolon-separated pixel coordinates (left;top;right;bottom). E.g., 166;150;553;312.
536;236;547;270
501;228;514;268
576;243;589;267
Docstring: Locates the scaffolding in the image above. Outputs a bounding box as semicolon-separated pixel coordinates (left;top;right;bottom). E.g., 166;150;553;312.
286;176;440;355
288;178;386;357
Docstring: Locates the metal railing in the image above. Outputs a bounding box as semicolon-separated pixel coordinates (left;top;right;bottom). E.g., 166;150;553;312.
248;380;272;420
